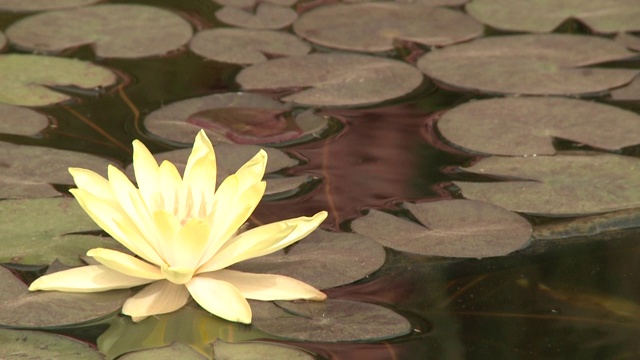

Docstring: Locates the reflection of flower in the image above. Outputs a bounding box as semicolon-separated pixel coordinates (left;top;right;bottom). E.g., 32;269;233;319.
29;130;327;323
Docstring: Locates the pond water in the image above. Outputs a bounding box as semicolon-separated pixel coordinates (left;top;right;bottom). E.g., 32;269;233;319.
1;0;640;359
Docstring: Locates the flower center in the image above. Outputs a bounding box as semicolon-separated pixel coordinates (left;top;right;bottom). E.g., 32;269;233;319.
161;264;195;284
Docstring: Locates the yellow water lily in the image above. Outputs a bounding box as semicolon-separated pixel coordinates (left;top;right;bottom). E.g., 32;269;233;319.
29;130;327;323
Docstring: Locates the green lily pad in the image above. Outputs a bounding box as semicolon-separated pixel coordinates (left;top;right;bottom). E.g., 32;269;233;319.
0;198;133;266
120;343;209;360
0;265;129;328
237;53;423;106
0;0;99;11
466;0;640;34
231;229;386;289
436;97;640;156
351;200;532;258
214;0;297;6
250;299;411;342
190;28;310;65
293;3;483;52
455;152;640;216
144;93;328;145
212;340;313;360
0;141;115;199
0;54;116;106
0;103;49;136
417;34;638;95
0;329;102;358
397;0;468;5
216;3;297;30
6;4;193;58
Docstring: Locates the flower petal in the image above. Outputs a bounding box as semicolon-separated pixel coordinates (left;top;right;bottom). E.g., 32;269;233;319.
204;269;326;301
122;280;190;321
132;139;161;209
152;209;181;265
87;248;163;280
235;150;267;192
183;130;217;212
69;167;115;204
158;160;183;216
186;275;251;323
29;265;153;292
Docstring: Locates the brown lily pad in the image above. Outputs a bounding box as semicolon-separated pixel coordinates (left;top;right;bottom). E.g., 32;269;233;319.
0;0;99;12
0;103;49;136
293;2;483;52
417;34;638;96
436;97;640;156
216;3;297;30
616;32;640;51
237;53;423;106
611;77;640;101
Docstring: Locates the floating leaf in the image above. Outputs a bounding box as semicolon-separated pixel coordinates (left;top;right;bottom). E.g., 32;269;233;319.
0;54;116;106
250;299;411;342
293;3;482;52
0;0;99;11
190;28;310;65
417;34;638;95
212;340;313;360
0;31;5;49
0;329;103;358
0;266;129;328
466;0;640;34
237;53;423;106
455;152;640;216
533;206;640;241
231;229;386;289
0;141;115;199
216;3;297;29
616;32;640;51
611;77;640;101
144;93;328;144
351;200;531;258
436;97;640;156
397;0;468;5
0;103;49;136
6;4;193;58
214;0;297;6
120;343;209;360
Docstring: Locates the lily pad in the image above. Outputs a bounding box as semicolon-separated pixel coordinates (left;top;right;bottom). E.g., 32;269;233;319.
214;0;297;6
293;3;483;52
0;0;99;12
190;28;310;65
455;152;640;216
0;54;116;106
237;53;423;106
213;340;313;360
6;4;193;58
466;0;640;34
611;77;640;101
230;229;386;289
144;93;328;145
0;329;102;358
616;32;640;51
0;141;115;199
417;34;638;95
0;31;5;50
351;200;532;258
0;103;49;136
250;299;411;342
436;97;640;156
216;3;297;30
397;0;468;5
0;266;129;328
120;343;209;360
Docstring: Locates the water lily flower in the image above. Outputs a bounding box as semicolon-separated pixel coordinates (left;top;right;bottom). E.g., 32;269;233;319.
29;130;327;323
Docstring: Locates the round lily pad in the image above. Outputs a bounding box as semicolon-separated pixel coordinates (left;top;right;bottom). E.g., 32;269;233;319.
0;266;129;328
0;141;115;199
616;32;640;51
0;329;102;358
190;28;310;65
0;103;49;136
250;299;411;342
213;340;313;360
0;54;116;106
230;229;386;289
436;97;640;156
466;0;640;34
120;343;208;360
6;4;193;58
216;3;297;29
293;2;483;52
611;77;640;101
397;0;468;5
144;93;328;145
214;0;297;6
237;53;423;106
417;34;638;95
455;152;640;216
0;0;99;12
351;200;532;258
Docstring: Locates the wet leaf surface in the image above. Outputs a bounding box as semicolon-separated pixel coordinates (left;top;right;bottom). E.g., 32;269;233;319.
231;229;386;289
436;97;640;156
466;0;640;33
0;328;103;358
351;200;532;258
0;103;49;136
190;28;310;65
616;32;640;51
237;53;423;106
6;4;193;58
212;340;314;360
611;77;640;101
120;342;208;360
455;152;640;216
0;54;116;106
417;34;638;95
293;2;483;52
250;299;411;342
0;0;99;12
216;3;297;30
